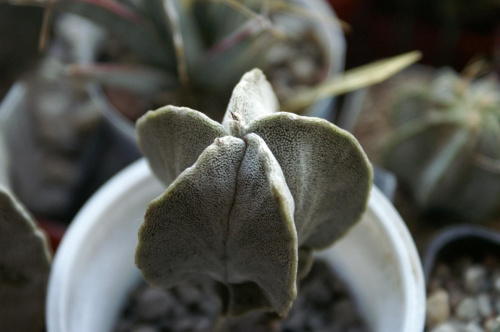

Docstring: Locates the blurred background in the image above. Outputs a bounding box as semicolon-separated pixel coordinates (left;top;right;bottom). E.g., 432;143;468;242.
1;1;500;330
1;0;500;266
2;0;499;224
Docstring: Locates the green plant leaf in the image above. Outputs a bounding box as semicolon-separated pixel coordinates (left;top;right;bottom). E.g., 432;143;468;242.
56;0;174;68
196;0;267;40
65;63;178;95
165;0;204;85
195;22;275;90
416;128;473;205
381;111;470;158
119;0;170;37
0;186;51;332
283;51;423;112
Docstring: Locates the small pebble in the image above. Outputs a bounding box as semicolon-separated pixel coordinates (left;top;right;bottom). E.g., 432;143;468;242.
448;282;465;309
266;43;294;65
448;318;467;331
430;322;458;332
465;266;487;293
176;285;201;304
477;293;493;318
194;317;212;331
198;298;220;316
426;288;451;327
290;56;316;83
466;321;486;332
131;325;157;332
484;316;500;332
173;317;195;331
135;288;175;321
493;274;500;293
493;317;500;332
456;297;479;321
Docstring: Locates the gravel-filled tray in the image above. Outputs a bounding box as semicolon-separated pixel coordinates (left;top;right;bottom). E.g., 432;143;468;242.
114;260;370;332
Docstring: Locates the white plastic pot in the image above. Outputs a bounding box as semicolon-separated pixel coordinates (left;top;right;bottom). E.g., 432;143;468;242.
91;0;345;141
46;159;425;332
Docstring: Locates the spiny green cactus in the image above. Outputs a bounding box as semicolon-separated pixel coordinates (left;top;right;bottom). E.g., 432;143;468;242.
135;69;372;317
382;68;500;221
0;186;52;332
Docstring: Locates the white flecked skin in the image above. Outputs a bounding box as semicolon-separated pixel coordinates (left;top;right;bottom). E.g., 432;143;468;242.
136;69;372;317
0;186;52;332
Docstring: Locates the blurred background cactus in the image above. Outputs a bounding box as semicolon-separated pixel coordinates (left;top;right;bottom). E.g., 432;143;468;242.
46;0;344;126
381;66;500;221
0;0;419;224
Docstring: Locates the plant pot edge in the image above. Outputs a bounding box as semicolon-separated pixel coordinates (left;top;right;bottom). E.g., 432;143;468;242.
46;158;425;332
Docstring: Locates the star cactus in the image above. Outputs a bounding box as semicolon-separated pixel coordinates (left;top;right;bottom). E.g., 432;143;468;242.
135;69;372;317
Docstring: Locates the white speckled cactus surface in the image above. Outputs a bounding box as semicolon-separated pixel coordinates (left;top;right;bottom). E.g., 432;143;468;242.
135;69;372;317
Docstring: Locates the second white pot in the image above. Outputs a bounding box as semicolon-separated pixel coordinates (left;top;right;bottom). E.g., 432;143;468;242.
46;159;425;332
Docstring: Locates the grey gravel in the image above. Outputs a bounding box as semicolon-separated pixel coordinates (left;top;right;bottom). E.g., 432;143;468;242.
484;316;500;332
114;260;370;332
448;319;467;332
427;254;500;332
456;297;479;321
429;322;458;332
135;288;175;321
465;322;485;332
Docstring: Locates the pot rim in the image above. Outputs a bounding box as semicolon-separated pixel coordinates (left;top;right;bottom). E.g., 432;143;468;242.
422;224;500;281
46;158;425;332
365;187;425;332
